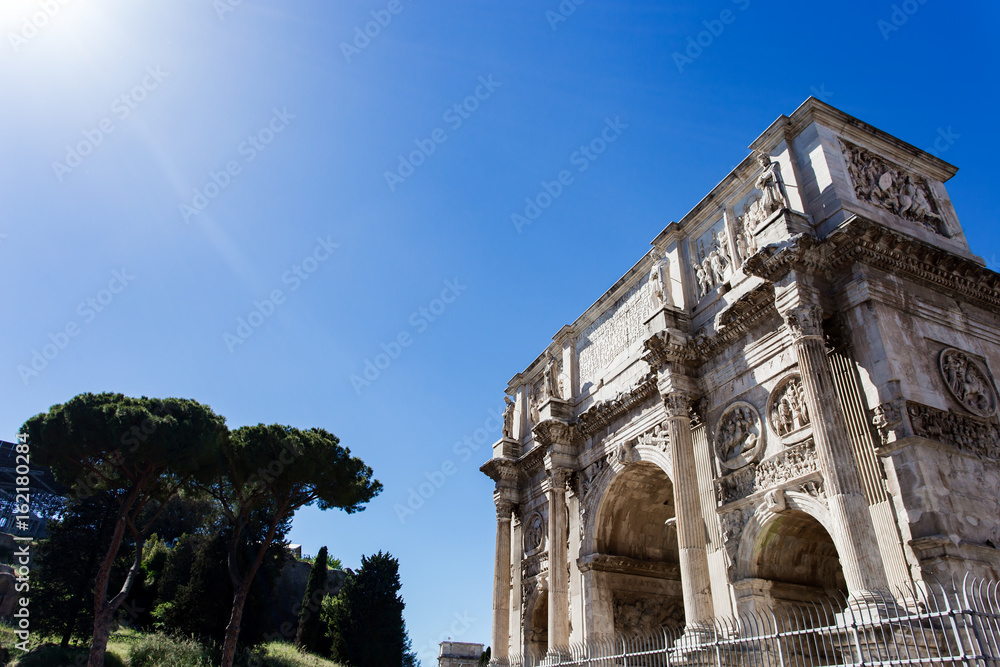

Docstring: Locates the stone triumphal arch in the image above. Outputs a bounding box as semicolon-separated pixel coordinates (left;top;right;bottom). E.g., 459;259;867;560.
481;98;1000;661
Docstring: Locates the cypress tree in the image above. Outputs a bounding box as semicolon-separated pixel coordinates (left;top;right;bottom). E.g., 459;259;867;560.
296;546;329;651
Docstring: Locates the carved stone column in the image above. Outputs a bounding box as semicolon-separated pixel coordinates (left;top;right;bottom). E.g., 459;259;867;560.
664;392;715;629
492;497;515;661
781;304;889;597
541;467;571;656
481;458;519;661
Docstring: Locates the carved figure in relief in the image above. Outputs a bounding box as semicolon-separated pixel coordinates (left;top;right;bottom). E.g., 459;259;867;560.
754;152;787;220
708;247;728;286
770;376;811;438
872;401;902;446
940;349;998;418
691;260;712;298
842;141;946;234
647;249;672;310
716;231;732;268
740;201;760;257
529;389;540;425
502;396;515;439
717;405;760;464
542;355;561;401
735;228;750;264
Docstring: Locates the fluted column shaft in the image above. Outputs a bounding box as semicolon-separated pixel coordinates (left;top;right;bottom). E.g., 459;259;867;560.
491;500;513;660
545;469;570;654
664;393;715;627
783;304;889;596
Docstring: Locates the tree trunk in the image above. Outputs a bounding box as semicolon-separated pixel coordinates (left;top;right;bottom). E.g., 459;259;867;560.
60;614;76;648
221;511;283;667
88;507;129;667
222;582;250;667
87;506;145;667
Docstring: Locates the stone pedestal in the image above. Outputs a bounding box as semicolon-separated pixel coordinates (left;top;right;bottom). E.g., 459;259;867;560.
538;397;573;423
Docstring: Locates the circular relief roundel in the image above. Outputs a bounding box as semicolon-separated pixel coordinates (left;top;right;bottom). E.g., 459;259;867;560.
939;348;998;418
715;401;765;471
523;512;544;553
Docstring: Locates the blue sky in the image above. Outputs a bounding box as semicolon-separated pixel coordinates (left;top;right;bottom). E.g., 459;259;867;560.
2;0;998;661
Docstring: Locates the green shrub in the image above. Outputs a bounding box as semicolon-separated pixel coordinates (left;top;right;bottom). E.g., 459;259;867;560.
128;633;213;667
10;644;125;667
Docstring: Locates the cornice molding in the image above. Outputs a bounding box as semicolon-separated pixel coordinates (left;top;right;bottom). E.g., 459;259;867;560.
823;218;1000;312
576;371;658;436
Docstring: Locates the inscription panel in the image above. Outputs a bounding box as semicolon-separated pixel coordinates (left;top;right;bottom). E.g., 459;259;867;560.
577;278;651;389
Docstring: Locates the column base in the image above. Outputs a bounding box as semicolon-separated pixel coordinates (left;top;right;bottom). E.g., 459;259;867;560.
837;590;905;625
540;648;571;665
669;624;716;666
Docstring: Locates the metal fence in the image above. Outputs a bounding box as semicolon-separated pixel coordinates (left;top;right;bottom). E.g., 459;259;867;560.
501;576;1000;667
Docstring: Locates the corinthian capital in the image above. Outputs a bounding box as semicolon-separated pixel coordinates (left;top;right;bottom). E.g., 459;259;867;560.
782;304;823;340
663;392;691;418
495;499;516;520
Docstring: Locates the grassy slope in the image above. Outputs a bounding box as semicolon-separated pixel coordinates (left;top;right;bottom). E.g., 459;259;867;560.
1;627;345;667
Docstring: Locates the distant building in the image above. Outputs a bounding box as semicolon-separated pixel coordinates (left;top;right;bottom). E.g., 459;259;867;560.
438;641;484;667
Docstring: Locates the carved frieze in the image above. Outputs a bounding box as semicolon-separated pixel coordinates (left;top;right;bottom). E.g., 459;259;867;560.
907;401;1000;461
939;348;998;418
578;553;681;579
841;139;948;236
613;592;684;635
767;374;812;444
637;421;670;453
576;371;658;435
716;401;765;470
716;439;819;505
524;512;544;554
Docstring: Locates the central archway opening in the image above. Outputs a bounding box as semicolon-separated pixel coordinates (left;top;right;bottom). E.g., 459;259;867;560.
593;462;685;636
